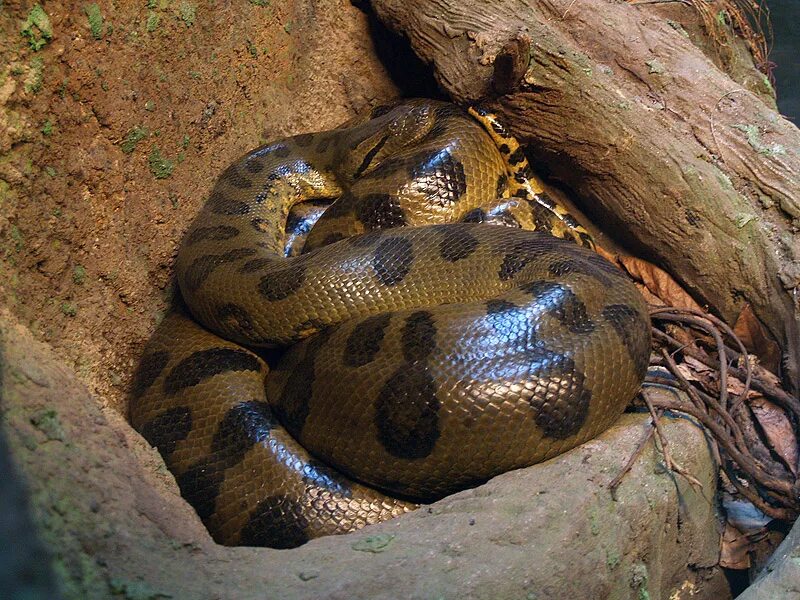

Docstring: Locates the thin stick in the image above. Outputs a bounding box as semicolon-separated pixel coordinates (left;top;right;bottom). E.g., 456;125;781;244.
608;421;656;499
642;391;704;489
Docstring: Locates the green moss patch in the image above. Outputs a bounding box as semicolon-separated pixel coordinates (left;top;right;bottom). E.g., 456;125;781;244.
120;126;148;154
84;3;105;40
148;147;174;179
178;1;196;27
25;56;45;94
21;5;53;51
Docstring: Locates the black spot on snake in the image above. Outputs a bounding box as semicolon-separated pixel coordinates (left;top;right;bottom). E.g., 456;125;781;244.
272;144;292;158
401;311;437;362
293;133;315;148
489;120;506;136
496;173;509;197
527;349;591;439
220;165;253;189
316;137;332;153
139;406;192;458
239;258;275;274
514;166;535;184
533;194;555;212
498;143;510;154
354;132;391;178
531;205;556;231
461;208;487;223
344;313;392;367
578;231;595;248
216;303;255;333
274;332;329;436
373;237;414;286
208;191;251;216
520;280;596;334
514;187;530;199
210;400;276;464
561;213;581;229
130;349;170;398
375;364;440;460
437;224;478;262
486;299;518;315
244;157;265;173
239;494;310;549
355;193;407;229
498;235;570;281
508;147;526;165
163;348;261;396
409;148;467;206
258;264;307;301
186;225;240;245
370;104;394;119
183;248;257;291
602;304;651;375
251;217;269;233
175;462;223;521
285;211;305;235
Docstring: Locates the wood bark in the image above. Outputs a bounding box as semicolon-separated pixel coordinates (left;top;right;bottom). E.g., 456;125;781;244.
370;0;800;392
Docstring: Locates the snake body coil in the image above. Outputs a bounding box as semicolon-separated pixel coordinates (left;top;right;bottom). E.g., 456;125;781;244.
129;100;651;549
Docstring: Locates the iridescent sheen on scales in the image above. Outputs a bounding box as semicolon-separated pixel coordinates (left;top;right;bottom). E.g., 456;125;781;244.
129;100;650;549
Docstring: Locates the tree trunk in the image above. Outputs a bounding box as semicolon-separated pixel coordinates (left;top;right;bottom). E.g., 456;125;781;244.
370;0;800;392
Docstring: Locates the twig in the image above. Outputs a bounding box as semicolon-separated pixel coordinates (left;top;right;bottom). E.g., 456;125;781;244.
609;421;656;499
642;391;704;489
645;306;799;519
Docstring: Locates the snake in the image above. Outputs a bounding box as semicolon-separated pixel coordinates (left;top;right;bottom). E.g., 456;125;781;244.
128;99;651;549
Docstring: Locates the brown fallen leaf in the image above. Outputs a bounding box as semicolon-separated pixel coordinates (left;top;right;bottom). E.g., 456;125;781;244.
733;304;781;374
749;397;799;476
719;523;752;569
618;256;703;311
634;282;665;306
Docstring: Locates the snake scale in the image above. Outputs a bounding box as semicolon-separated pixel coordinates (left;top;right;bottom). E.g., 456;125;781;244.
129;100;651;549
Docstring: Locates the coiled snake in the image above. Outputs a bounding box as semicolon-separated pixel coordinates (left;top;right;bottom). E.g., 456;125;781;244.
129;100;651;549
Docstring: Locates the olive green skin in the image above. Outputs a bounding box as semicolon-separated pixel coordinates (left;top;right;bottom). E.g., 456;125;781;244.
129;100;651;548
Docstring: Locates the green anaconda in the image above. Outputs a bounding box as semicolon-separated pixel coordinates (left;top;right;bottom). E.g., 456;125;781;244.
129;99;651;549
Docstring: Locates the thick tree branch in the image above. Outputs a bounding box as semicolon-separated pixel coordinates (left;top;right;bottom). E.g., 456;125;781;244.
371;0;800;391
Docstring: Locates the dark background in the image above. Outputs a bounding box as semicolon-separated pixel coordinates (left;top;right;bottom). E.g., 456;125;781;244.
770;0;799;122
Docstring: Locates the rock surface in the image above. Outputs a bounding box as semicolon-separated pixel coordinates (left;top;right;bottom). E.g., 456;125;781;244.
739;518;800;600
1;311;728;599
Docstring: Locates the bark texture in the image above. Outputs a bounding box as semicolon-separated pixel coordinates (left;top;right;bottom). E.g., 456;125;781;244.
370;0;800;391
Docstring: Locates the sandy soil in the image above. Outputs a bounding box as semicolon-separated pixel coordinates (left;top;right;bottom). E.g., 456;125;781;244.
1;0;401;412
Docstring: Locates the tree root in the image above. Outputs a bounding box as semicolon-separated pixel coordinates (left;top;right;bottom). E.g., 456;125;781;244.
611;306;799;522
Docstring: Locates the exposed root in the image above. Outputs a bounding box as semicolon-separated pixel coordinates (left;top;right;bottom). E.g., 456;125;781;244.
611;306;798;522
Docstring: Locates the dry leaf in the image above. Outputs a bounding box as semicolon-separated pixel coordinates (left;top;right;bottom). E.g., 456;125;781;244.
618;256;703;311
733;304;781;374
634;282;665;306
684;355;714;376
719;523;752;569
675;362;701;383
750;397;799;476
